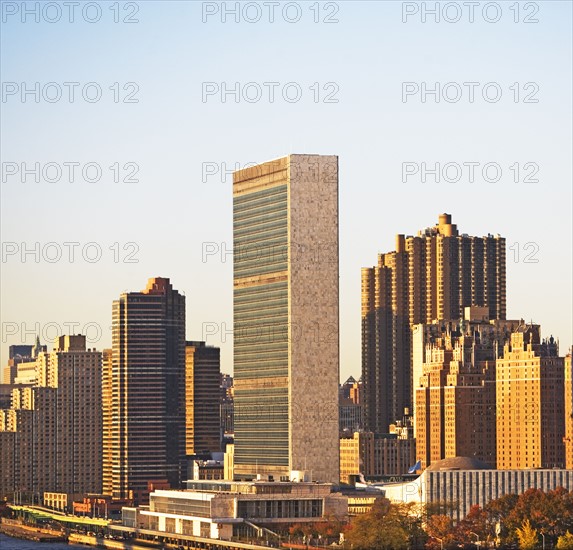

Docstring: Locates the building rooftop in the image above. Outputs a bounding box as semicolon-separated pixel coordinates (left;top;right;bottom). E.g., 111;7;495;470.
426;456;493;471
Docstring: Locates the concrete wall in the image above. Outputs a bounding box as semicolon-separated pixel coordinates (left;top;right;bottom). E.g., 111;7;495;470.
289;154;340;484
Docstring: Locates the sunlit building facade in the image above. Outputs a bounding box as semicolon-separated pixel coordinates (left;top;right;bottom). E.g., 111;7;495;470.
233;154;339;483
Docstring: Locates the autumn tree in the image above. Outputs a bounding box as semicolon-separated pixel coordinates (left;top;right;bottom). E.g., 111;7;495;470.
485;492;518;545
454;504;492;548
344;498;426;550
425;514;457;550
516;519;539;550
557;531;573;550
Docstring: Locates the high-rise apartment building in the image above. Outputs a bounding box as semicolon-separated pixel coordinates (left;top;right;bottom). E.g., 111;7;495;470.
50;335;102;496
0;335;101;501
101;349;113;497
362;214;506;433
414;309;521;469
185;341;221;456
565;354;573;469
496;326;565;469
233;154;339;483
107;277;186;502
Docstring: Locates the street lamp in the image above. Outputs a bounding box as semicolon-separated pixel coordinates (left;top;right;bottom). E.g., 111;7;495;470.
540;532;545;550
434;536;444;550
470;531;481;549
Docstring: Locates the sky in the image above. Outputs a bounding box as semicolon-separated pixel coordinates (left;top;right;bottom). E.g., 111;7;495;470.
1;0;572;381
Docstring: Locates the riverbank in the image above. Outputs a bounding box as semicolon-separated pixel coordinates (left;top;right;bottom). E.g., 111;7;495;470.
0;529;158;550
0;522;67;543
69;533;162;549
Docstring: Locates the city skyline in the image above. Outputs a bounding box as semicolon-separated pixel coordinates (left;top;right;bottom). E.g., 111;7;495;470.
2;1;571;380
1;2;572;547
1;205;572;382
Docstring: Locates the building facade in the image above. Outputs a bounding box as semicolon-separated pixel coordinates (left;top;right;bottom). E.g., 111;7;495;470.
101;349;113;496
362;214;506;433
107;277;186;502
414;310;522;469
232;155;339;483
0;335;102;502
382;457;573;522
339;428;416;484
565;354;573;469
185;341;221;456
3;345;33;384
496;326;565;469
121;481;348;541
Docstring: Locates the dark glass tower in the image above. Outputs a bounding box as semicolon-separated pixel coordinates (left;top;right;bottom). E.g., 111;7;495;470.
108;277;186;502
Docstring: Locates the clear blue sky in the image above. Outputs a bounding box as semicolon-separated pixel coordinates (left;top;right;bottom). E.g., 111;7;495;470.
1;1;571;379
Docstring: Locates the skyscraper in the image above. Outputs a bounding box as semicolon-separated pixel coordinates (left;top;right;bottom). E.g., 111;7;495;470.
185;341;221;456
107;277;186;502
362;214;506;433
233;154;339;483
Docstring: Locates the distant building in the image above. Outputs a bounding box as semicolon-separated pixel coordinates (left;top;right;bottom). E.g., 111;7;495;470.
3;341;47;385
106;277;186;503
221;400;234;435
3;345;33;384
233;155;340;483
0;335;102;503
339;425;416;484
340;376;360;402
496;326;565;469
13;361;39;385
188;459;225;481
220;373;234;436
340;432;373;483
340;376;362;434
362;214;506;433
0;387;56;500
339;399;362;434
185;341;221;456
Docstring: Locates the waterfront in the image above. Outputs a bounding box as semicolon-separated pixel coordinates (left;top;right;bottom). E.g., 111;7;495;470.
0;534;86;550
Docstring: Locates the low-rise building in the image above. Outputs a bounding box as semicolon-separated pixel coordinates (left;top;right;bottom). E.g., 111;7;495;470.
377;456;573;521
122;480;348;541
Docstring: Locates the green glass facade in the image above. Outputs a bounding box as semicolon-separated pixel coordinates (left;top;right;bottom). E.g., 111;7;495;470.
234;184;290;470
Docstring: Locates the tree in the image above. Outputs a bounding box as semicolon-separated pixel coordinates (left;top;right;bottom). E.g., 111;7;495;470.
344;498;425;550
516;519;539;550
454;504;493;547
557;531;573;550
425;514;456;550
485;493;519;546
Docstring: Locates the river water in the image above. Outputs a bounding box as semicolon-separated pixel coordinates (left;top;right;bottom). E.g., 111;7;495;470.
0;534;88;550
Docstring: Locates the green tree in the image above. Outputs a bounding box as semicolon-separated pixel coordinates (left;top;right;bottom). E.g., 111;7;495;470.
516;519;539;550
557;531;573;550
